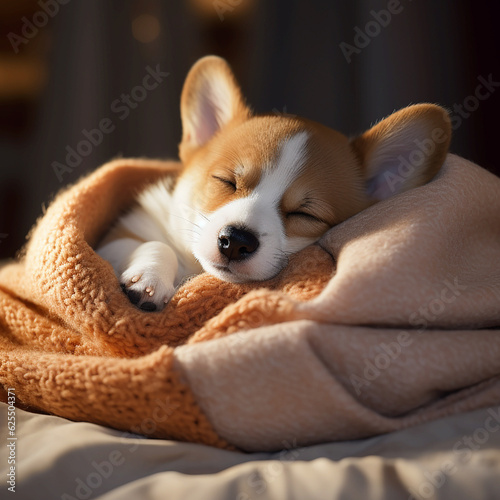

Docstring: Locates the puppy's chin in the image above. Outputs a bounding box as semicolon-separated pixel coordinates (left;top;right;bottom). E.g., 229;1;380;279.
195;253;287;283
203;263;250;283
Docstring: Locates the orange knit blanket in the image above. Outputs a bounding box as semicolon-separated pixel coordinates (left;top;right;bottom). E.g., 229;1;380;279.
1;154;499;451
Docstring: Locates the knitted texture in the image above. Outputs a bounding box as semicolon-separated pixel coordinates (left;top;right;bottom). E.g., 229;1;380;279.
1;155;500;451
0;158;330;448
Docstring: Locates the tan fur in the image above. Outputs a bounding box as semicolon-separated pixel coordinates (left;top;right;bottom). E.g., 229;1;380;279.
179;114;370;241
98;56;452;310
351;104;452;191
178;57;450;242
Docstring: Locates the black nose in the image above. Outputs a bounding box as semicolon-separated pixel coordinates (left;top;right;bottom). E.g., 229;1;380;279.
218;226;260;261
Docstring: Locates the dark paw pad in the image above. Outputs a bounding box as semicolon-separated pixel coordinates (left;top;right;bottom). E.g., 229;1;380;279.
140;301;157;312
126;289;142;305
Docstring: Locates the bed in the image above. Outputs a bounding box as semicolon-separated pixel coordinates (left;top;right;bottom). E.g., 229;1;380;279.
1;153;499;498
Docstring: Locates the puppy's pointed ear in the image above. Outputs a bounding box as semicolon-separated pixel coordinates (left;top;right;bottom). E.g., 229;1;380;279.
179;56;250;161
351;104;451;201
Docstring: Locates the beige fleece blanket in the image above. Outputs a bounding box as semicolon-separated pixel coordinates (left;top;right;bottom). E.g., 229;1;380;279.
0;153;499;452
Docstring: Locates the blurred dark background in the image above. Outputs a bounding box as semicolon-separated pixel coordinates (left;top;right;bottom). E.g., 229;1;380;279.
0;0;499;259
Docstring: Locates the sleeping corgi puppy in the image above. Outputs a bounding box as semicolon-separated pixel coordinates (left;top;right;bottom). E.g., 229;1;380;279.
97;55;451;311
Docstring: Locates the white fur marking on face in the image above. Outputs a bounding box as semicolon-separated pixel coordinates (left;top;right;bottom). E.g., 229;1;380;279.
261;130;310;197
192;131;311;282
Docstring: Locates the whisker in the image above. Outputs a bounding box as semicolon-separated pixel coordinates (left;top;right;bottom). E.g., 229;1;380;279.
266;251;289;274
174;204;210;224
168;212;203;229
179;228;201;239
196;211;209;222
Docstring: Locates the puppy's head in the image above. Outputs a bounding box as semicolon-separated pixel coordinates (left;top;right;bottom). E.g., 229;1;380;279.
176;56;451;282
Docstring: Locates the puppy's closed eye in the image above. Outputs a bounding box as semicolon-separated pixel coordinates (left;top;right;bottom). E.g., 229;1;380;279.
212;175;237;192
286;211;322;222
97;55;450;312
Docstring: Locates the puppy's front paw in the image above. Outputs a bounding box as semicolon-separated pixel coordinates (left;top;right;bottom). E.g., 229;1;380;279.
120;267;176;312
